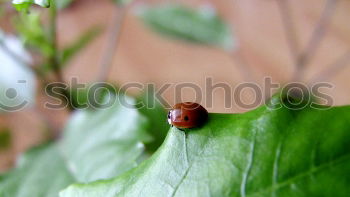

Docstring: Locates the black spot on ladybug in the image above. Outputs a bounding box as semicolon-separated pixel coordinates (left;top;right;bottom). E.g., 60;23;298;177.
184;116;189;121
167;102;208;129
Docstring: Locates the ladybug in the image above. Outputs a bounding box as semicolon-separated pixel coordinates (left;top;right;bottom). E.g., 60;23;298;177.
167;102;208;129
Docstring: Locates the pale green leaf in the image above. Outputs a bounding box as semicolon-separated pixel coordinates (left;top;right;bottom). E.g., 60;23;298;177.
59;94;152;183
113;0;133;6
0;94;155;196
0;144;75;197
55;0;72;9
139;4;235;51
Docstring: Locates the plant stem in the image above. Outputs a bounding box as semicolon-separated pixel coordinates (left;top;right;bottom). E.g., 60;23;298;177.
310;50;350;83
229;0;255;82
293;0;338;81
97;5;128;82
48;0;72;110
231;50;254;82
276;0;299;66
48;0;63;82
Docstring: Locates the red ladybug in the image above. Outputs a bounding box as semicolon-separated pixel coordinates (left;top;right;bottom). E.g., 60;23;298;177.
168;102;208;129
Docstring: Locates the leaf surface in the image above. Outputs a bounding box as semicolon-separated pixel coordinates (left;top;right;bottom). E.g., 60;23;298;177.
61;98;350;197
59;94;152;183
0;144;75;197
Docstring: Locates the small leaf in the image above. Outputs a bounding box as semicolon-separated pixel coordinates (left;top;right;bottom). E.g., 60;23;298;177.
60;95;350;197
139;4;235;51
113;0;133;6
14;11;53;57
0;128;11;150
55;0;73;9
12;0;50;11
39;27;101;74
0;144;75;197
60;27;101;66
59;94;152;182
0;30;36;112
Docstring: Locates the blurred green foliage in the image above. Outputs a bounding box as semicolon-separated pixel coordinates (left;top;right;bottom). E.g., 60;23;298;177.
140;4;235;51
60;27;101;66
137;90;168;152
12;0;50;11
0;144;75;197
14;11;53;57
113;0;133;6
0;94;156;196
55;0;72;9
68;83;118;110
0;128;11;150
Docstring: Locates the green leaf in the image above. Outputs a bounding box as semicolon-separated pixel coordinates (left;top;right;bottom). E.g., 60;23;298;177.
113;0;133;6
59;94;152;183
60;27;101;66
60;97;350;197
55;0;73;9
12;0;50;11
14;11;53;57
68;83;118;110
0;144;75;197
137;90;169;152
0;128;11;150
38;27;100;74
0;30;36;112
139;4;235;51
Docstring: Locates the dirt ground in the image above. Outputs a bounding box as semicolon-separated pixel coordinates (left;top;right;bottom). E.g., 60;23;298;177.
1;0;350;171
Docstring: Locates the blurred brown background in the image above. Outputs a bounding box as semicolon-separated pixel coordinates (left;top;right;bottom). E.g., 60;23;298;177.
1;0;350;171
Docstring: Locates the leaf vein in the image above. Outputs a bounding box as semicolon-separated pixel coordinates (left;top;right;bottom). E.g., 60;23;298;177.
240;130;257;197
247;153;350;197
169;130;212;197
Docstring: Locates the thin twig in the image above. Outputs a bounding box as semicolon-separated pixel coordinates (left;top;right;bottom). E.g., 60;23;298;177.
310;50;350;83
48;0;65;83
231;50;254;82
276;0;299;65
97;5;128;82
229;1;255;82
294;0;338;81
47;0;73;111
